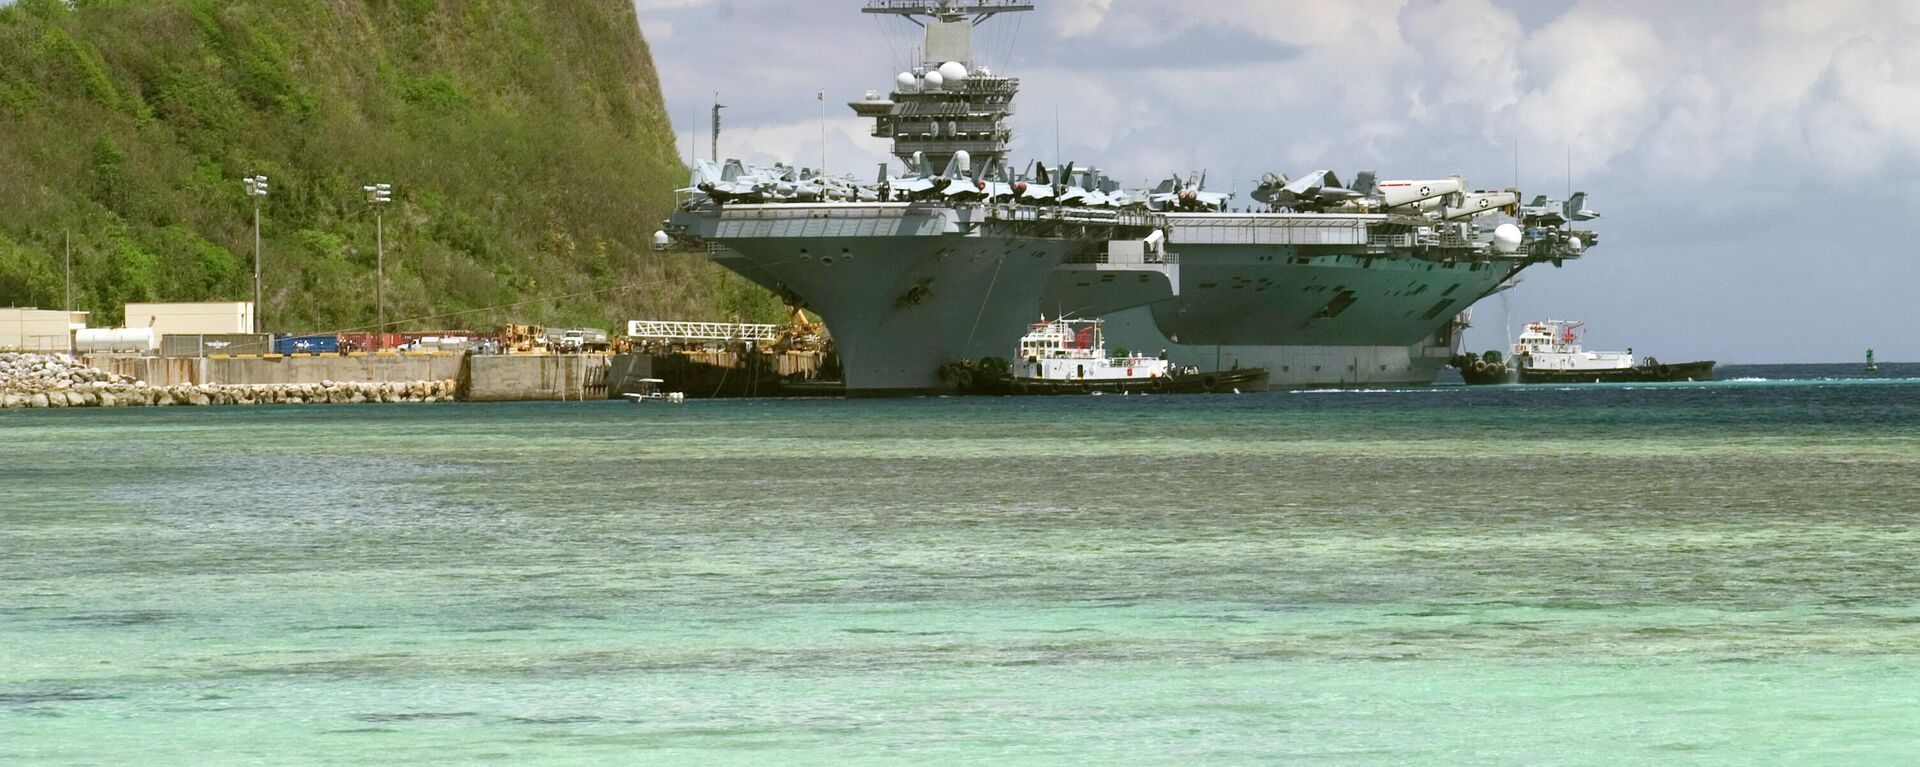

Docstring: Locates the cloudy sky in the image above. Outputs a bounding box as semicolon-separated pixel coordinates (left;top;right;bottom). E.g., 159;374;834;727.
636;0;1920;363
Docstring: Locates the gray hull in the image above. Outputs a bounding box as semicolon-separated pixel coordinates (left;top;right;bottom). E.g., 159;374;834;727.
1040;213;1516;388
675;204;1093;394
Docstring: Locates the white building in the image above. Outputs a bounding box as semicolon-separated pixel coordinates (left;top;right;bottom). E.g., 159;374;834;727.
123;302;254;340
0;308;90;352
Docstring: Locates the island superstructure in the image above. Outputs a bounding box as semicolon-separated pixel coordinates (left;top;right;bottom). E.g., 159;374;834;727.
665;0;1596;392
669;0;1163;394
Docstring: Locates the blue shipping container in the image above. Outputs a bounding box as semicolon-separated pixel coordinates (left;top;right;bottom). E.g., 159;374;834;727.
274;334;340;354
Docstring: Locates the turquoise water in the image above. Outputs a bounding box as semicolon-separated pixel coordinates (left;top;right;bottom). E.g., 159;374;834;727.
5;369;1920;764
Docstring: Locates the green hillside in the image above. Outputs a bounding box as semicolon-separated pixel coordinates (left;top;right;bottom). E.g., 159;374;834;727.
0;0;782;331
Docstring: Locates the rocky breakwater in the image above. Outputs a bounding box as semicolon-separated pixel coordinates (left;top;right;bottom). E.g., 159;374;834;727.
0;352;457;408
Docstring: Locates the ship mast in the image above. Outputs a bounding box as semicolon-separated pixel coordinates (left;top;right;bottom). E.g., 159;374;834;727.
854;0;1034;173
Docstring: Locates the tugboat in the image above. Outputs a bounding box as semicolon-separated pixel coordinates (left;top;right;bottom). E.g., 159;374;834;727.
1452;320;1715;385
945;317;1268;395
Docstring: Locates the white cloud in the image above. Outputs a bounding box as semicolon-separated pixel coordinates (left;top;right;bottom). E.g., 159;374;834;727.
1051;0;1115;38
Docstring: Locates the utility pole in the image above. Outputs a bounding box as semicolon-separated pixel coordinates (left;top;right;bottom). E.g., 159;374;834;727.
711;94;724;163
244;174;269;333
818;89;827;176
363;182;392;350
64;229;72;356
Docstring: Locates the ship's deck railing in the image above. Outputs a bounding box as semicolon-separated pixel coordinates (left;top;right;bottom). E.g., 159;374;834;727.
1366;222;1482;252
626;321;780;343
1170;214;1369;245
1063;250;1180;265
986;203;1162;230
887;138;1009;155
685;201;1164;234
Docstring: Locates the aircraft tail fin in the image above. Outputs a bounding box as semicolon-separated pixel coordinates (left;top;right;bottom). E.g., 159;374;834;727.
1564;191;1591;219
721;159;744;183
1350;171;1377;196
940;152;972;179
691;159;722;187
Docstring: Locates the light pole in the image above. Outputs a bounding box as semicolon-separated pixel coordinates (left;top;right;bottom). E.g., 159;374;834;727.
243;174;269;333
363;182;392;350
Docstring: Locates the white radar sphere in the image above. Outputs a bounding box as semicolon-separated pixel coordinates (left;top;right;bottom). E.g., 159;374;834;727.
1567;235;1584;252
652;230;670;249
896;72;918;92
1492;223;1523;254
951;150;971;174
924;70;945;89
937;61;969;84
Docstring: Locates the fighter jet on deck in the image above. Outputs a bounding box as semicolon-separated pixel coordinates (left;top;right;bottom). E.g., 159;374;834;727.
1250;170;1366;212
1519;192;1598;227
1148;172;1231;212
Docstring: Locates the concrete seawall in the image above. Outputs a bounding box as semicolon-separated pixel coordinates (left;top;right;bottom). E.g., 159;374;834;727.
3;352;455;408
86;354;462;387
10;352;616;406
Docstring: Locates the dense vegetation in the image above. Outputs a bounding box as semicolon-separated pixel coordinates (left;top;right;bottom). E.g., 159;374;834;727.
0;0;784;331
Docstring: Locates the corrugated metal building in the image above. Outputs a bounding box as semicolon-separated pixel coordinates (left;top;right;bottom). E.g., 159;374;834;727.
160;333;274;357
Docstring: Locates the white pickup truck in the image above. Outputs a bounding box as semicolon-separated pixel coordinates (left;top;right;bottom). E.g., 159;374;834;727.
545;327;610;352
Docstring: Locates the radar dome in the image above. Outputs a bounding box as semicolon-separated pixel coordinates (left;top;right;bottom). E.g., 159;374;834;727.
923;70;945;89
896;72;918;92
937;61;969;84
951;150;971;174
651;231;670;250
1567;236;1584;252
1491;223;1523;254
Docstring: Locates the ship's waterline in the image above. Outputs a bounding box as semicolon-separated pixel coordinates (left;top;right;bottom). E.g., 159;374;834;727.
1045;237;1519;386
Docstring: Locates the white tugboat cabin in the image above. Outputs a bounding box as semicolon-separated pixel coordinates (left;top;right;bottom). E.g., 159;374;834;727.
1512;320;1632;373
1018;317;1172;381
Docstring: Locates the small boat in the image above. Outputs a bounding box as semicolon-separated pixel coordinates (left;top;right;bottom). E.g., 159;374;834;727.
949;317;1268;395
621;378;686;403
1452;320;1714;385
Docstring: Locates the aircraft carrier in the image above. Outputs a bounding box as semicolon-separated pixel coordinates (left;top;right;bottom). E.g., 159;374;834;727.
665;0;1595;393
